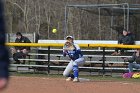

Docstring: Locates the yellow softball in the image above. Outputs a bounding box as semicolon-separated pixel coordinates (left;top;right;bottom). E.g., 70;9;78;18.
52;28;57;33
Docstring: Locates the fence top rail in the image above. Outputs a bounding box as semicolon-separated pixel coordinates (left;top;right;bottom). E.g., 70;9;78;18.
6;43;140;49
37;40;140;49
6;40;140;49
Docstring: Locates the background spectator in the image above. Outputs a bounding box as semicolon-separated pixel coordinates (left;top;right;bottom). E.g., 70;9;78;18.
124;49;140;72
111;29;135;56
11;32;31;64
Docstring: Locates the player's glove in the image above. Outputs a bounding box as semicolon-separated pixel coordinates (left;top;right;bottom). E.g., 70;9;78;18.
63;41;75;51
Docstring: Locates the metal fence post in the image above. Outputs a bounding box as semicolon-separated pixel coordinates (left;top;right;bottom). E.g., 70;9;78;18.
102;47;105;76
48;46;50;74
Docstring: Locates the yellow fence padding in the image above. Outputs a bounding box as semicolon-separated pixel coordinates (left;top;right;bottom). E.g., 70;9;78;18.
6;43;140;49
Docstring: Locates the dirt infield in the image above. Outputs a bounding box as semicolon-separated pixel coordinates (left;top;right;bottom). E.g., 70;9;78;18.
1;76;140;93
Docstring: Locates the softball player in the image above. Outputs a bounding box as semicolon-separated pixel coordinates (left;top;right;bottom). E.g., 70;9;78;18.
63;36;85;82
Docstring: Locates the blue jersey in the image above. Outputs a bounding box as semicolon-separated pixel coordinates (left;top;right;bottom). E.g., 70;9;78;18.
63;43;83;61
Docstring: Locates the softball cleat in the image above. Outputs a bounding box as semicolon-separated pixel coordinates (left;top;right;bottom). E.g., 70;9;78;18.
66;77;73;81
73;77;79;82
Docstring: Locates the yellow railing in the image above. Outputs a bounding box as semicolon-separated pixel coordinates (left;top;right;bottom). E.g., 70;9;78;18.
6;43;140;49
89;44;140;49
6;43;64;47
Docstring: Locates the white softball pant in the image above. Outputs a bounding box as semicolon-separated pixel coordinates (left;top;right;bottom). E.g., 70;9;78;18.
63;57;85;77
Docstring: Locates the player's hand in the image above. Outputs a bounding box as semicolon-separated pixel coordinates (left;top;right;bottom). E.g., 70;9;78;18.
63;41;75;51
0;78;8;91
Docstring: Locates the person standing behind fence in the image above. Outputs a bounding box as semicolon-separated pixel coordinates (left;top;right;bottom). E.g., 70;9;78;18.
0;0;10;91
11;32;31;64
111;29;135;56
63;36;85;82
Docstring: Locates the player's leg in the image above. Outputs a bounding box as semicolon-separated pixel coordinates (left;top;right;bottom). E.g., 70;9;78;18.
72;64;79;82
72;57;85;82
74;57;85;65
63;60;74;81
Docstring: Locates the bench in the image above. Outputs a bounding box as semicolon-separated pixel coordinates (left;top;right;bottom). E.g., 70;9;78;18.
10;39;140;75
12;52;130;74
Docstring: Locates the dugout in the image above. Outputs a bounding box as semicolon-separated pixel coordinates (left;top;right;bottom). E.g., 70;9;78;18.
64;3;140;40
